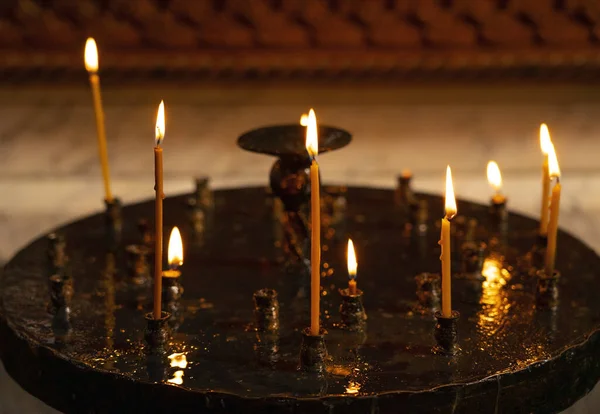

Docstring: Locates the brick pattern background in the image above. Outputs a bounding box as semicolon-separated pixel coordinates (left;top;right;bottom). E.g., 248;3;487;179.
1;0;600;80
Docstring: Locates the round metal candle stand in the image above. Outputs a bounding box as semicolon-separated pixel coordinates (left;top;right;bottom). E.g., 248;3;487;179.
433;310;460;356
144;311;171;354
339;288;367;330
253;288;280;332
299;327;328;373
536;269;560;309
1;189;600;414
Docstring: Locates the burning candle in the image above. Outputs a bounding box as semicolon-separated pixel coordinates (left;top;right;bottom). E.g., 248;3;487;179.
486;161;505;205
153;100;165;320
545;143;561;275
306;108;321;336
300;113;308;126
440;166;457;318
84;38;113;203
347;239;358;295
539;124;553;236
163;226;183;278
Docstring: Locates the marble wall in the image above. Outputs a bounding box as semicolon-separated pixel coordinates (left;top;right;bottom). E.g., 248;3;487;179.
1;83;599;413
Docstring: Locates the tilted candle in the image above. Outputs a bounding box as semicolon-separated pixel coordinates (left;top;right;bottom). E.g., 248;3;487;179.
84;38;113;203
545;143;561;275
539;124;553;236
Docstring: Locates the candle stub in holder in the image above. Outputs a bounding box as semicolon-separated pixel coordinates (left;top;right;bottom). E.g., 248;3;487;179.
487;161;508;224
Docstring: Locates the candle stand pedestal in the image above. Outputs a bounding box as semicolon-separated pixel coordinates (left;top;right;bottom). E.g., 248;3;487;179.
299;328;328;373
433;310;460;355
144;312;171;354
339;288;367;330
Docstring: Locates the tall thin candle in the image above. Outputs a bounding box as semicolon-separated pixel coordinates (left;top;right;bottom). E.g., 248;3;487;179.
347;239;357;295
440;166;457;318
306;109;321;336
153;101;166;320
545;143;561;275
84;38;113;202
539;124;553;236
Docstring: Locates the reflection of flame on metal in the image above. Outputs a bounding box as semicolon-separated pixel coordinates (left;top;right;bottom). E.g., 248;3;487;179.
345;381;361;394
167;370;184;385
478;257;511;336
168;352;188;369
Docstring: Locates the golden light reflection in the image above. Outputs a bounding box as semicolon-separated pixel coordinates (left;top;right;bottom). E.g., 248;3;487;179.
167;370;184;385
305;109;318;157
168;352;188;369
547;143;560;179
300;113;308;126
444;165;457;219
347;239;357;280
486;161;502;193
84;38;98;72
540;123;552;155
345;381;361;394
477;256;512;339
168;227;183;268
155;100;165;145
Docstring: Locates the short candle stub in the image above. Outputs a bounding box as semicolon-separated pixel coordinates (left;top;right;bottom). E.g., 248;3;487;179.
433;310;460;356
299;327;328;373
339;288;367;331
536;269;560;309
162;270;183;302
460;241;487;277
253;288;280;332
125;244;151;286
104;197;122;238
195;176;213;209
489;197;508;226
47;233;67;278
415;273;441;312
144;311;171;354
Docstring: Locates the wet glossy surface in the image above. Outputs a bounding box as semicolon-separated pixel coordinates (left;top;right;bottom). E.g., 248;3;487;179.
1;187;599;412
237;124;351;157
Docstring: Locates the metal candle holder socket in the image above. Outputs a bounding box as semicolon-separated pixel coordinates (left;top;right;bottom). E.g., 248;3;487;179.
339;288;367;330
536;270;560;308
186;197;206;234
395;173;418;212
104;198;122;242
299;328;328;373
433;310;460;355
194;177;213;209
489;199;508;229
144;312;171;354
162;272;183;302
253;288;280;332
125;244;151;285
48;274;73;315
460;241;487;276
530;235;548;270
415;273;440;312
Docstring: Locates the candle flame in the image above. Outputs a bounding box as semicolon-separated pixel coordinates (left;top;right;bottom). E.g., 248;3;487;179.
547;142;560;179
305;109;318;157
345;381;361;394
486;161;502;192
540;123;553;155
445;165;457;219
167;370;184;385
300;113;308;126
347;239;357;280
84;38;99;72
168;226;183;268
168;352;188;369
155;100;165;145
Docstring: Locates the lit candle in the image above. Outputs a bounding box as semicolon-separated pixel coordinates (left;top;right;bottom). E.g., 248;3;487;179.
347;239;358;295
306;108;321;336
84;38;113;203
545;143;561;275
163;226;183;278
539;124;553;236
440;166;457;318
486;161;505;204
300;113;308;126
153;100;166;320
